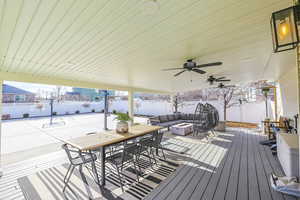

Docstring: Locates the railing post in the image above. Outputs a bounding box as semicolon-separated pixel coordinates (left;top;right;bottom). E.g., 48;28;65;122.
128;90;134;125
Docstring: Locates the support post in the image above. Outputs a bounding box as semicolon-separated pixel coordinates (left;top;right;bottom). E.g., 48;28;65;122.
104;90;108;130
128;90;134;125
297;45;300;176
274;87;278;120
0;81;3;177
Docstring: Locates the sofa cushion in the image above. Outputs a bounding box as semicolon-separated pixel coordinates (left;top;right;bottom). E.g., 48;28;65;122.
159;121;178;127
188;114;194;120
159;115;169;122
149;117;160;125
174;114;181;120
167;114;175;121
181;114;188;120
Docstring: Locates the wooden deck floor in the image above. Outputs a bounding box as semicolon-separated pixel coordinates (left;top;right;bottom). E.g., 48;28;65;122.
146;129;298;200
0;128;298;200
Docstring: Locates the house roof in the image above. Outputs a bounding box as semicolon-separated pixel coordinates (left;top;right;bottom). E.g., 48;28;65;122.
66;91;80;95
3;84;33;95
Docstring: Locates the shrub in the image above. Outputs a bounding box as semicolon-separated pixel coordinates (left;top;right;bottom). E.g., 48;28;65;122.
75;110;80;114
23;113;29;118
52;112;57;116
112;110;117;114
2;114;10;120
82;103;90;108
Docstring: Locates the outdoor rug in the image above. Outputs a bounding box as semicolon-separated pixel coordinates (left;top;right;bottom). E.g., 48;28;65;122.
17;156;180;200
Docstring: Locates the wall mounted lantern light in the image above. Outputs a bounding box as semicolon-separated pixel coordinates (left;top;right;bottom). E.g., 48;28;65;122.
271;5;300;52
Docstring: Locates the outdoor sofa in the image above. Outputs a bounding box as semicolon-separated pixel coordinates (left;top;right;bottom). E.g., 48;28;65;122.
149;113;195;129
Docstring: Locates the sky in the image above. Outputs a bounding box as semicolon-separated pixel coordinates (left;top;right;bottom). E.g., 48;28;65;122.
4;81;127;96
4;81;72;94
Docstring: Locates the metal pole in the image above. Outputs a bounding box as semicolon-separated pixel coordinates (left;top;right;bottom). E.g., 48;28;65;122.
50;99;54;125
104;90;108;130
265;98;269;118
128;90;134;125
0;81;3;177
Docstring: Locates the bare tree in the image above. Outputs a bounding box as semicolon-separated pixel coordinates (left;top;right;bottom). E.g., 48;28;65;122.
216;87;236;121
171;94;184;113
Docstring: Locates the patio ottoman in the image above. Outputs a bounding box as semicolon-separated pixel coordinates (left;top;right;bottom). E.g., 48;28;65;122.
170;123;193;136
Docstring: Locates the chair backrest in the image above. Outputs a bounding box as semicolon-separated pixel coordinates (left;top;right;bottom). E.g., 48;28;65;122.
121;143;139;164
62;144;89;165
153;131;164;147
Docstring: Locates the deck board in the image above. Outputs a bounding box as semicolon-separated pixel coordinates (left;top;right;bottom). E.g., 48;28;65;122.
0;128;296;200
146;129;296;200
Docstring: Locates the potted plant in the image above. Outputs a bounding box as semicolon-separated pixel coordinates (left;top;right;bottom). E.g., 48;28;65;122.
23;113;29;118
114;112;132;133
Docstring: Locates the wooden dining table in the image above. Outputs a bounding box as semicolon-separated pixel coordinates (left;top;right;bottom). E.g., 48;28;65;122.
61;124;162;186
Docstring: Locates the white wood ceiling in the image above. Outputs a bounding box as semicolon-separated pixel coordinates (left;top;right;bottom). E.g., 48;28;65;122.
0;0;294;92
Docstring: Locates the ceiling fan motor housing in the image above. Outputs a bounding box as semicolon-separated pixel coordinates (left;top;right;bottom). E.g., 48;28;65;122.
184;60;196;69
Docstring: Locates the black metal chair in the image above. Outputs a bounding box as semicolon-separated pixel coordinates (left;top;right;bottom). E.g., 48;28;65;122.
105;142;141;191
61;144;99;194
138;131;166;162
138;136;158;168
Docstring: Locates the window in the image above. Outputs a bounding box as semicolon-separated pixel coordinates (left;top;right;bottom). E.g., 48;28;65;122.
15;95;25;102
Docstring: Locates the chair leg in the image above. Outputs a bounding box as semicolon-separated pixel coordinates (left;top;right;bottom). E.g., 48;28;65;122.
136;157;142;176
90;160;100;186
150;148;157;165
132;159;140;182
63;165;75;193
160;146;166;160
146;148;154;169
116;166;124;191
63;164;72;183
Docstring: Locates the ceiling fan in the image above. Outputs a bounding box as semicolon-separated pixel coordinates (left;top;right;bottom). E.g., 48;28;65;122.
207;75;230;85
216;83;235;89
162;59;222;77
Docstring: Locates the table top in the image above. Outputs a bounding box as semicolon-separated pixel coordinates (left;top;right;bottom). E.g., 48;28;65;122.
61;124;162;151
172;123;193;128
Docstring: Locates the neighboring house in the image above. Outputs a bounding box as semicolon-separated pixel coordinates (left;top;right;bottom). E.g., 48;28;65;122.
64;91;83;101
2;84;35;103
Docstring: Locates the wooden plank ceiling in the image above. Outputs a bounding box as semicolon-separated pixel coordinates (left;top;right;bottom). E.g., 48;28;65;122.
0;0;294;92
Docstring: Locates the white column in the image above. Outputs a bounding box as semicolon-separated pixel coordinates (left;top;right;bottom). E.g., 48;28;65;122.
297;46;300;176
0;80;3;177
128;90;134;125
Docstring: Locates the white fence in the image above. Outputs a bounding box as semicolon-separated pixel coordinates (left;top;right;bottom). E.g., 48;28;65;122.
2;99;269;123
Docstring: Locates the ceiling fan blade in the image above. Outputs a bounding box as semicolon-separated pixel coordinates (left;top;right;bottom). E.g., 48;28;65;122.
192;68;206;74
196;62;223;68
174;70;186;77
162;68;184;71
216;79;231;82
224;85;236;88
